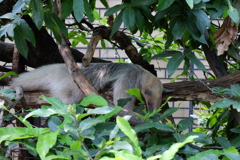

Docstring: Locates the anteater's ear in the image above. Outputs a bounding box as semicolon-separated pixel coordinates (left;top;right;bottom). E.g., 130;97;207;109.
144;88;152;95
163;88;175;93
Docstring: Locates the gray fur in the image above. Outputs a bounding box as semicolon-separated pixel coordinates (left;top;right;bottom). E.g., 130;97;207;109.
11;63;163;110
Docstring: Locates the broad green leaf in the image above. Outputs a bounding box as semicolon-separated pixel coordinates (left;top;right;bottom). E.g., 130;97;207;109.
0;23;16;37
160;135;198;160
14;25;28;58
186;132;212;145
159;107;179;121
112;141;133;153
83;0;94;22
125;88;144;104
186;12;208;44
62;0;73;19
73;0;84;22
87;106;114;114
79;117;103;132
117;98;132;107
44;155;68;160
210;98;237;110
47;116;62;132
222;153;240;160
157;0;175;11
0;127;50;143
122;7;136;32
173;133;187;142
36;130;59;159
140;5;154;22
172;17;186;40
228;7;239;24
19;20;36;46
110;10;123;38
110;150;143;160
12;0;24;14
79;94;108;106
177;118;195;132
117;116;142;157
49;12;68;37
0;71;18;80
215;137;232;149
151;50;182;59
24;97;68;120
223;146;239;155
109;124;120;141
0;89;16;100
131;0;157;6
31;0;43;29
100;0;109;8
104;4;128;16
188;149;222;160
167;53;184;77
186;0;194;9
184;51;207;72
135;122;174;133
99;106;122;120
41;96;68;110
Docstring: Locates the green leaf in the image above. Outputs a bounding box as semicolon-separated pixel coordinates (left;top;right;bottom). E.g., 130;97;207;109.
73;0;84;22
186;0;194;9
210;98;237;110
188;149;221;160
0;71;18;79
83;0;94;22
184;51;207;72
31;0;43;29
49;12;68;37
186;132;212;145
14;25;28;58
19;20;36;46
125;88;144;104
215;137;232;149
160;135;198;160
36;130;59;159
87;106;114;114
228;7;239;24
122;7;136;32
110;10;123;38
157;0;175;11
99;106;122;120
79;117;103;132
47;116;62;132
110;150;143;160
177;118;195;132
173;133;187;142
151;50;182;59
24;97;68;120
79;94;108;106
135;122;174;132
0;89;16;100
167;52;184;77
159;108;179;121
172;17;186;40
104;3;128;16
117;98;132;107
62;0;73;19
131;0;157;6
117;116;142;157
0;127;50;143
0;23;16;38
222;153;240;160
100;0;109;8
112;141;133;153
